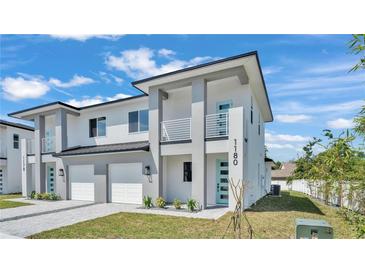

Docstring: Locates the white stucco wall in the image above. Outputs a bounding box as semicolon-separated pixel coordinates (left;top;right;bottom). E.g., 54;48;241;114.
67;97;149;147
165;154;192;203
1;125;33;194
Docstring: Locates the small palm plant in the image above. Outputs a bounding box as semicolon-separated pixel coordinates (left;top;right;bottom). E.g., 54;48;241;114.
173;198;182;209
143;196;153;209
186;198;198;212
155;197;166;208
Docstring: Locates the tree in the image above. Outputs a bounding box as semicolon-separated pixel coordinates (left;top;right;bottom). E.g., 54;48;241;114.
348;34;365;72
349;34;365;139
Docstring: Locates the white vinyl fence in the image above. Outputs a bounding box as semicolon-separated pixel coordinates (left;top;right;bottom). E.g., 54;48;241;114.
272;179;364;213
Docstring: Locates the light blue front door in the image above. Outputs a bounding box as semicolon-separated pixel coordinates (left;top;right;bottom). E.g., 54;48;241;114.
46;163;56;193
216;160;229;205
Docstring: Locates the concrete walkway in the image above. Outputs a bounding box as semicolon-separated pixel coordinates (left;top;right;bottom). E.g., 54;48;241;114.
0;198;94;222
0;202;229;238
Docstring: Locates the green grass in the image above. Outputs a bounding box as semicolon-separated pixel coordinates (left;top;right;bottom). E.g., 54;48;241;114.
28;191;358;239
0;193;31;209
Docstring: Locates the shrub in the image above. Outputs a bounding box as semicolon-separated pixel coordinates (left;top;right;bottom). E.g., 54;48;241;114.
156;197;166;208
173;199;182;209
30;191;36;199
143;196;153;209
338;208;365;238
49;193;61;201
34;193;43;200
187;198;198;212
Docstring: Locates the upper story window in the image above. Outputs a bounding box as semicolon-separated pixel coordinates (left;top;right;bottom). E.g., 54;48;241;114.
13;134;19;149
89;117;106;137
129;109;149;133
258;114;261;135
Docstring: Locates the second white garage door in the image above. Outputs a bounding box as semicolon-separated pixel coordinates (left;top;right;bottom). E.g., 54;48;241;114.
109;163;144;204
69;165;95;201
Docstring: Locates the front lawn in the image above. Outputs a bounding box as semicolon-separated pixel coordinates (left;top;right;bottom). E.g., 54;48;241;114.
28;191;358;239
0;194;31;209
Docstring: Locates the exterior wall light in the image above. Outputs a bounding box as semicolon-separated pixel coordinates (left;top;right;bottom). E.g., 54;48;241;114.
58;168;64;176
144;165;151;175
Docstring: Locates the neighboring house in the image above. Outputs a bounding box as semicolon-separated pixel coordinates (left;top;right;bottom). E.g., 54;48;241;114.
271;162;296;190
9;51;273;210
0;120;34;194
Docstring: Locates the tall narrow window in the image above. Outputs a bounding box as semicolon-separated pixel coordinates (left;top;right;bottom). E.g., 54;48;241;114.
89;117;106;137
250;96;253;125
129;109;149;133
183;162;192;182
13;134;19;149
258;114;261;135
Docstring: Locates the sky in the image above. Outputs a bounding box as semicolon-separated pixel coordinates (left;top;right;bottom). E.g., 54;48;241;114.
0;34;364;161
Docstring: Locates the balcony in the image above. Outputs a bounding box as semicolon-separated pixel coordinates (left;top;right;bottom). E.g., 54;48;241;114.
206;113;229;138
42;136;55;153
161;118;191;142
160;113;229;142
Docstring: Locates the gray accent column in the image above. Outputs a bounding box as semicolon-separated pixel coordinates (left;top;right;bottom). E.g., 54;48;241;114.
34;115;45;193
55;109;68;199
147;87;163;199
55;109;67;152
191;78;207;209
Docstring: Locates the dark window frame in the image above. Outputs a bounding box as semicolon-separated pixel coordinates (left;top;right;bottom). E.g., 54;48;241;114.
13;134;19;149
183;162;192;182
89;117;106;138
128;109;149;133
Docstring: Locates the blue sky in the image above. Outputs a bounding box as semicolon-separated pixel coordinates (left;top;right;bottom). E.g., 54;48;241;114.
0;34;364;161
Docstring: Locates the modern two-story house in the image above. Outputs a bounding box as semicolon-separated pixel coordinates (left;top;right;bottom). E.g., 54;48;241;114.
0;120;34;194
9;51;273;210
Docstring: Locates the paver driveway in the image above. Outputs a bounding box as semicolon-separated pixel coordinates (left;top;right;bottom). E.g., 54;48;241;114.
0;201;229;238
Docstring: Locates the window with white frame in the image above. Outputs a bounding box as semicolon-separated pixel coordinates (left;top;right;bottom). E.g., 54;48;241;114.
89;117;106;137
128;109;149;133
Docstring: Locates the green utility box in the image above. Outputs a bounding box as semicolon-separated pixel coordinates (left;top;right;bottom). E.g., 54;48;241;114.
295;219;333;239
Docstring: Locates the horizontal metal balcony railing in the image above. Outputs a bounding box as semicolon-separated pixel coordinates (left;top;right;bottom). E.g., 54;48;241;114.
41;136;55;153
161;118;191;142
27;139;35;155
205;112;229;138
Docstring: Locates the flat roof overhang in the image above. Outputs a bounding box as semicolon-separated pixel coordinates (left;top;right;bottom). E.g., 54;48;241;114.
8;102;80;120
132;51;273;122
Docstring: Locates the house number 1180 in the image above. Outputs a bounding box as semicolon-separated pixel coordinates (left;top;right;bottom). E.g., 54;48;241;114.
233;139;238;166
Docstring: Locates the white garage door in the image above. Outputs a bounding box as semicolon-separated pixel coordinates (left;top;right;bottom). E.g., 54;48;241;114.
69;165;95;201
109;163;144;204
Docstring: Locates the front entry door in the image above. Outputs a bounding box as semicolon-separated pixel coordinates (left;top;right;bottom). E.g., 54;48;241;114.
46;163;56;193
216;160;229;205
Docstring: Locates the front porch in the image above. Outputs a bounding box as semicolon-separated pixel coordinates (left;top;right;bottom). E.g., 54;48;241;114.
162;153;229;208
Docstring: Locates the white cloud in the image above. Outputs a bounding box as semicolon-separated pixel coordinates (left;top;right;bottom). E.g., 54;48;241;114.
275;100;364;115
262;66;282;76
304;61;355;74
105;47;218;79
276;114;312;123
265;132;310;143
326;118;354;129
1;76;50;100
266;143;297;149
158;48;176;58
66;93;131;107
66;97;104;107
49;74;95;88
106;93;131;101
49;35;122;42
